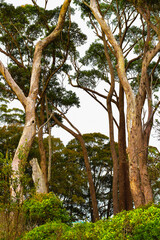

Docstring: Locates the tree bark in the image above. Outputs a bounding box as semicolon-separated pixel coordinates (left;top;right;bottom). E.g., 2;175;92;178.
45;96;52;183
30;158;47;193
78;136;99;222
118;84;132;211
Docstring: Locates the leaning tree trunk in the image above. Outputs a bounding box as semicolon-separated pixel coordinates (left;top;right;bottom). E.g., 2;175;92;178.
51;113;99;222
11;97;36;197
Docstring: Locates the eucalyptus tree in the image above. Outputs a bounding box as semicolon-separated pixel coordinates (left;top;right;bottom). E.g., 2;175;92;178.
72;0;160;209
0;0;72;196
69;40;132;213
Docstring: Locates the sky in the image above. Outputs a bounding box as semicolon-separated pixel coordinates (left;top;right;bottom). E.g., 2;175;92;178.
2;0;160;150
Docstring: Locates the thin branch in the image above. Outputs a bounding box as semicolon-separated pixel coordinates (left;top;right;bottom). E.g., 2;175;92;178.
0;47;25;69
31;0;50;31
37;112;53;134
0;22;25;67
53;104;81;135
125;53;143;71
143;100;160;132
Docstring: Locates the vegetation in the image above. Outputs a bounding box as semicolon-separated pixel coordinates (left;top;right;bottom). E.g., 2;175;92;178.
0;0;160;238
21;204;160;239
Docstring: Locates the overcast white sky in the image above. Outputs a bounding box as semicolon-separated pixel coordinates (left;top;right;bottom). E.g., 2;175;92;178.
2;0;160;150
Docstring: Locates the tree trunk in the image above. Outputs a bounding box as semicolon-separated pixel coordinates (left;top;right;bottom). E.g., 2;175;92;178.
30;158;47;193
127;118;153;207
45;96;52;183
51;113;99;222
78;136;99;222
11;97;36;197
118;84;132;211
103;32;119;214
37;98;48;192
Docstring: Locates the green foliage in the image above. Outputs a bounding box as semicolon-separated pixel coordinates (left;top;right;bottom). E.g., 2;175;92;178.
0;152;12;206
21;222;69;240
22;193;71;226
63;204;160;239
60;133;113;221
125;0;160;11
21;204;160;240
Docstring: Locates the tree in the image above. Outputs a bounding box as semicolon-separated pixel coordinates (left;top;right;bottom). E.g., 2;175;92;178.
66;133;113;220
0;1;87;193
0;0;72;196
69;39;132;213
51;109;99;222
49;133;113;221
73;0;160;208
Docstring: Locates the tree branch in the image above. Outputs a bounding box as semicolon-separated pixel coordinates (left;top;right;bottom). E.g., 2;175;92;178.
0;61;27;107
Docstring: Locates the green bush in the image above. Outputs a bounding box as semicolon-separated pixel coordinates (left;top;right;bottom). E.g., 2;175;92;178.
22;193;71;226
21;222;69;240
21;203;160;240
62;204;160;240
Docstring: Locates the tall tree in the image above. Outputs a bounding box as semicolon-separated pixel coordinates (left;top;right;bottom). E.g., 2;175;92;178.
0;0;72;196
0;1;86;193
51;108;99;222
87;0;160;207
49;133;113;221
73;0;160;208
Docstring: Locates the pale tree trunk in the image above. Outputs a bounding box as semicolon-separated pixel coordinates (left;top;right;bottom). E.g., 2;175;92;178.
0;0;72;197
89;0;160;207
11;97;36;197
30;158;47;193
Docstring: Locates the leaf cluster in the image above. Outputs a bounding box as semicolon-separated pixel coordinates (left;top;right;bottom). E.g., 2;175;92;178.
22;192;72;227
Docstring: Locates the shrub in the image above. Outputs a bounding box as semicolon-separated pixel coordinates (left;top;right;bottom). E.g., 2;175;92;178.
21;203;160;239
22;192;71;227
62;204;160;240
21;222;69;240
